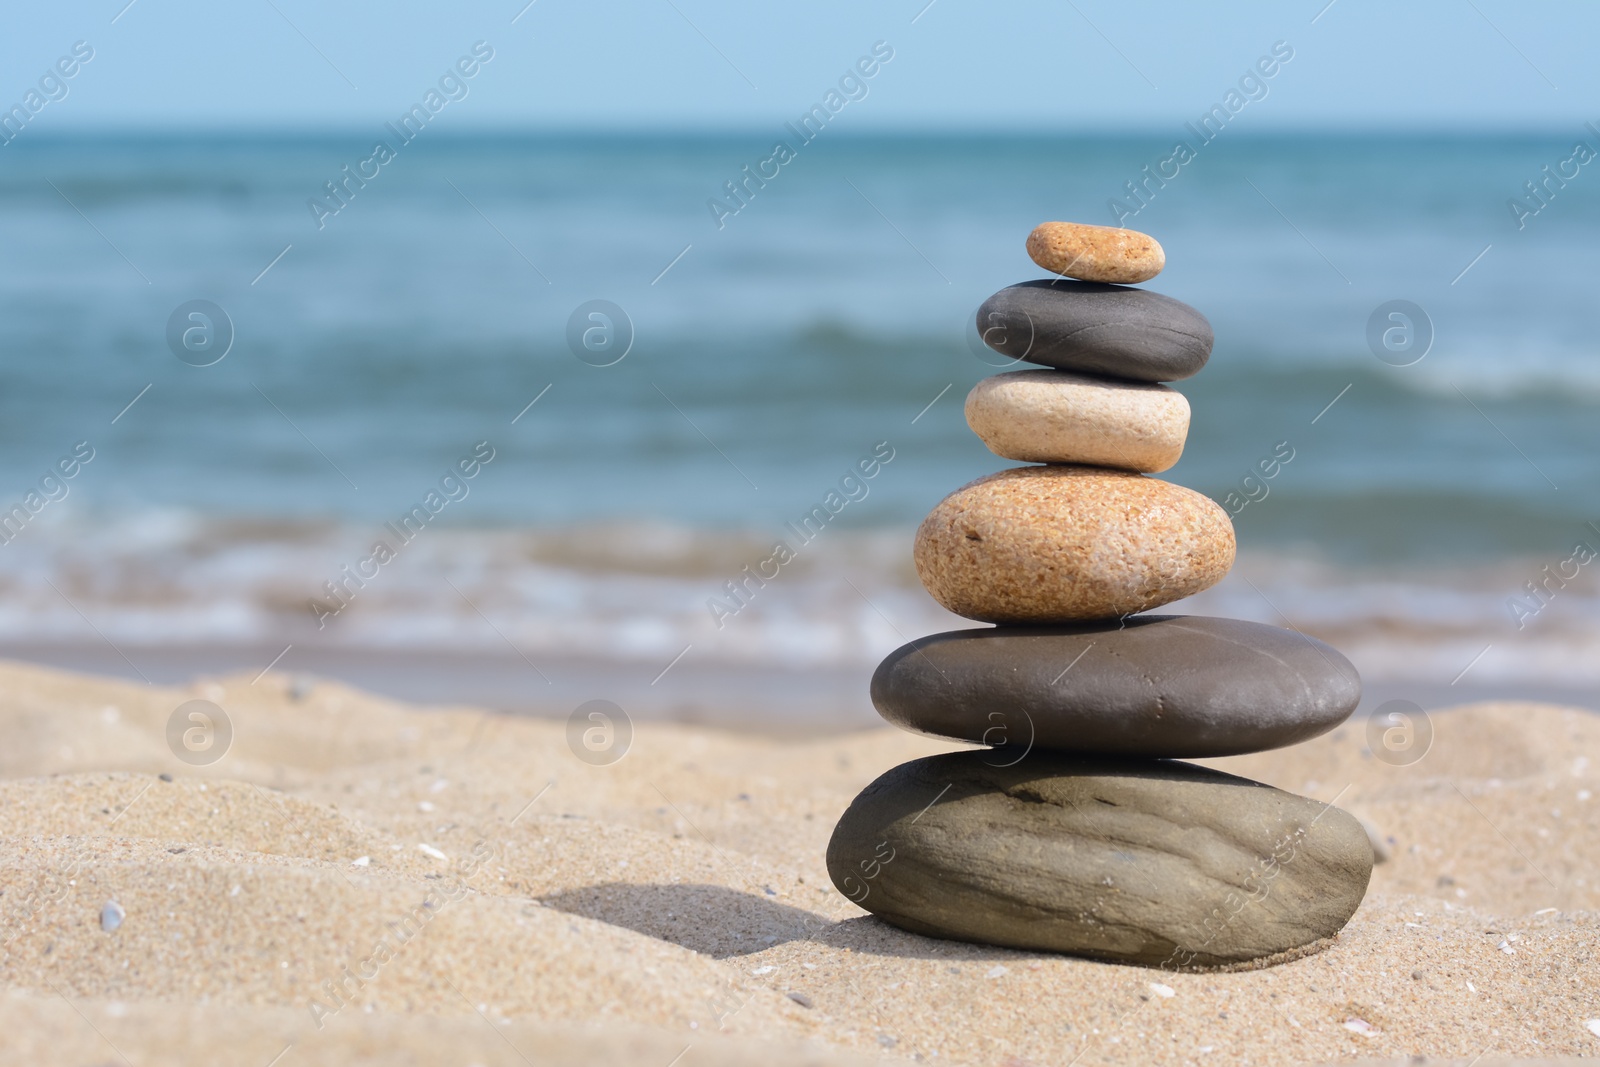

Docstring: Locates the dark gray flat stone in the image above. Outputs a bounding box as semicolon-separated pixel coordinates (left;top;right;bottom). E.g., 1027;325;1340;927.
871;615;1360;758
976;280;1213;381
827;751;1373;967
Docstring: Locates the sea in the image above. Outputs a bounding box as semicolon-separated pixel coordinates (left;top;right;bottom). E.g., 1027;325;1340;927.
2;131;1598;729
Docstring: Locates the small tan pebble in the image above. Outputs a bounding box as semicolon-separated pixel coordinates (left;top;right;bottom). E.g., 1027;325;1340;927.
1026;221;1165;284
965;370;1189;472
913;465;1234;623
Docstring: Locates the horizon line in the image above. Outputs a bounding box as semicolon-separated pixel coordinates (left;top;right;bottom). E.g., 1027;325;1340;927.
6;123;1586;140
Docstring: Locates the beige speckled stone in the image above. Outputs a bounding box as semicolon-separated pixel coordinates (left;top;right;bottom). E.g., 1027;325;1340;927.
965;370;1189;472
1026;221;1165;284
913;466;1234;623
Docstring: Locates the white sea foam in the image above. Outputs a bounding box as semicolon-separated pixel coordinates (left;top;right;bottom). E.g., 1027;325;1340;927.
5;507;1600;690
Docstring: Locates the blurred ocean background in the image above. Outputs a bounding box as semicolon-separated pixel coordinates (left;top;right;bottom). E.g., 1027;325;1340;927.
2;131;1597;727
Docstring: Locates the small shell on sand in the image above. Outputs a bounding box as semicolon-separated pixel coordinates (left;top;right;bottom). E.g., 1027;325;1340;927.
101;900;125;932
1026;221;1165;284
1358;816;1391;863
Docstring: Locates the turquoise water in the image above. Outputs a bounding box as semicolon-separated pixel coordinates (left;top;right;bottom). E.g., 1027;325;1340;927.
1;132;1597;689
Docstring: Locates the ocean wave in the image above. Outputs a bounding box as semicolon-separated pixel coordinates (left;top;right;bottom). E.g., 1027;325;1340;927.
4;509;1600;687
0;508;943;669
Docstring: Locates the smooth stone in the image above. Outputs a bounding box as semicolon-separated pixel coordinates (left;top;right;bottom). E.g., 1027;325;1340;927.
826;751;1374;966
870;615;1361;758
976;281;1212;382
913;466;1234;623
965;369;1188;472
1026;221;1165;284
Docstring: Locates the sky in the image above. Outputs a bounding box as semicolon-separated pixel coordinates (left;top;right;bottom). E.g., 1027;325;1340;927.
0;0;1593;134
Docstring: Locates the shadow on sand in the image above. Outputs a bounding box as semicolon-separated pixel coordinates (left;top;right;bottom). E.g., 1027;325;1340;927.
540;882;1033;964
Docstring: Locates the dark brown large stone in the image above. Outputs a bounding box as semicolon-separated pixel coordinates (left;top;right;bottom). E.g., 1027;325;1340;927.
871;616;1361;758
827;751;1373;967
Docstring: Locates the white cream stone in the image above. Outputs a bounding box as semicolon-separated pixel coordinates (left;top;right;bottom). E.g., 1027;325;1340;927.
964;370;1189;472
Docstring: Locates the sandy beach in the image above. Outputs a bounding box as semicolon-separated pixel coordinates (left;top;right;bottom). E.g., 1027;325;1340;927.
0;658;1596;1065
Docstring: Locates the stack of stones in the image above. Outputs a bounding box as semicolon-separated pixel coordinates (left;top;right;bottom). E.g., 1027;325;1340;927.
827;222;1374;969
